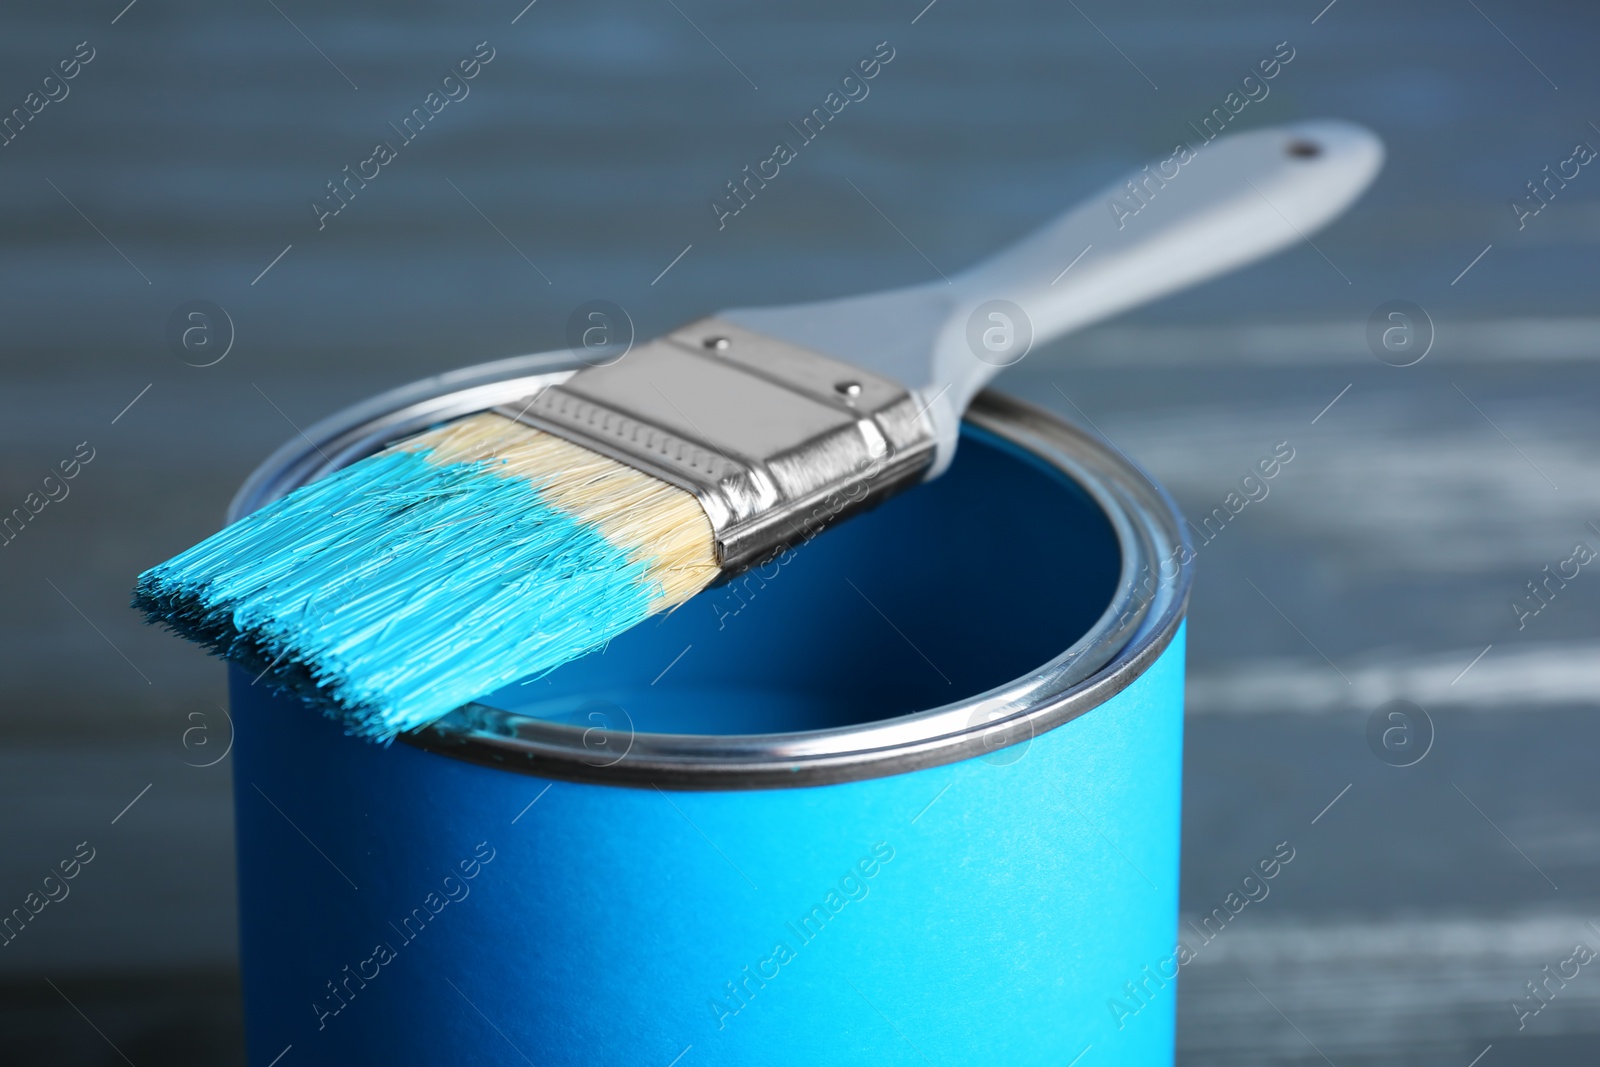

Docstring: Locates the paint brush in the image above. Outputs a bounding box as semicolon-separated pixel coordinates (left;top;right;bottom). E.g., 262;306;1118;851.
134;121;1382;739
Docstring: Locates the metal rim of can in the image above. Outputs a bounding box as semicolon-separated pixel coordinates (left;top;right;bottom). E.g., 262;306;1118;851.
229;352;1192;791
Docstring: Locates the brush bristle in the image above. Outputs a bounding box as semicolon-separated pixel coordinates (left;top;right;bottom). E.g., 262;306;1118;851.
133;412;719;738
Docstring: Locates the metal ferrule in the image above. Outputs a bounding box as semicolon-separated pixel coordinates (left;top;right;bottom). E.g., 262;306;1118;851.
492;318;937;574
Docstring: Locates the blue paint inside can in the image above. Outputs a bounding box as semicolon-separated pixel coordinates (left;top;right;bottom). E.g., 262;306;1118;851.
484;426;1121;734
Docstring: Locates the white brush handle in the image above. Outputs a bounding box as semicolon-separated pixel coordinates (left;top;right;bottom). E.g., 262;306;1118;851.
722;119;1383;473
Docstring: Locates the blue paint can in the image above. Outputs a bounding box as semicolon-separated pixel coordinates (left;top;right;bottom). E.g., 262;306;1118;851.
226;352;1190;1066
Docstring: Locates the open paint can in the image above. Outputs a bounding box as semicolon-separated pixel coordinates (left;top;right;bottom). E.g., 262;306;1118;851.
226;350;1191;1066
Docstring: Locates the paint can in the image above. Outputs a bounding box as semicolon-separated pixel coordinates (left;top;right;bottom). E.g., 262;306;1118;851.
226;350;1191;1066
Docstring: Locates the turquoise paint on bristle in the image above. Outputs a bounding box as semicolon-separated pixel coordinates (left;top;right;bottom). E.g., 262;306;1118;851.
133;445;666;739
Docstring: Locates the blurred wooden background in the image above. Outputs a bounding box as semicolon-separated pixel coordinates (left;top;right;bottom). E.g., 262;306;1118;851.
2;0;1597;1062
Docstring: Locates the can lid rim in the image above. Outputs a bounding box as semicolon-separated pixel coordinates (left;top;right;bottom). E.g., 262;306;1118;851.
232;354;1192;790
